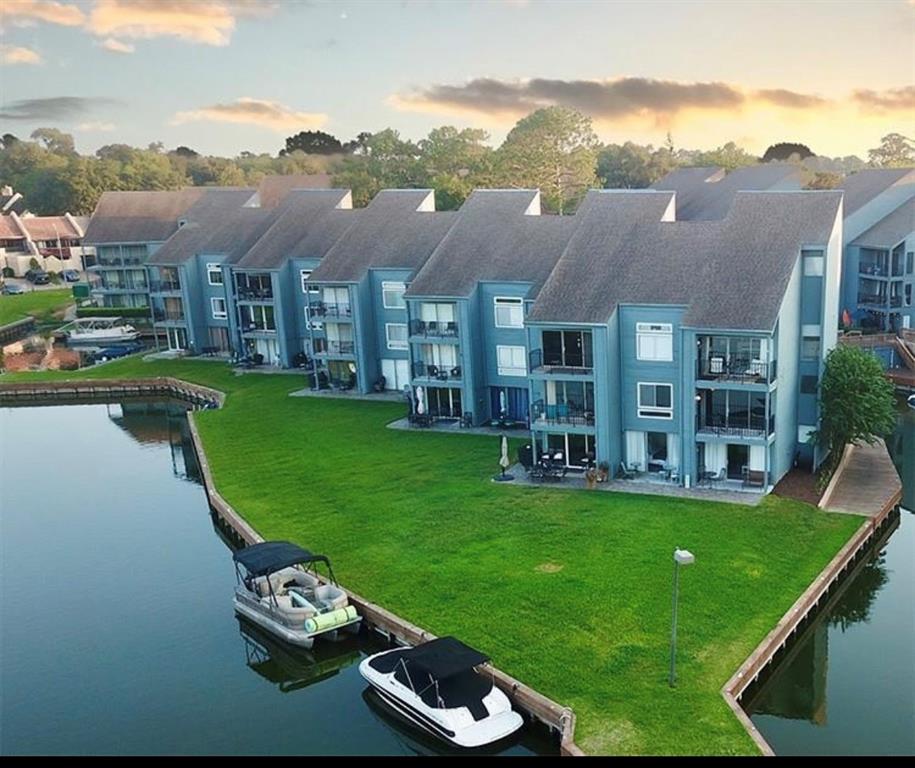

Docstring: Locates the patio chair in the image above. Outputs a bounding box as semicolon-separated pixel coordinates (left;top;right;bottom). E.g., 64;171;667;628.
709;468;727;487
618;461;635;480
460;412;473;428
426;364;440;379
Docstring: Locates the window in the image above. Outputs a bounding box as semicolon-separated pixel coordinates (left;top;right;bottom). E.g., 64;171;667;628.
385;323;408;350
803;250;824;277
240;304;275;332
907;252;914;275
496;345;527;376
906;284;912;307
801;336;820;360
382;281;406;309
300;270;312;294
207;263;223;286
637;383;673;419
494;297;524;328
801;375;818;395
636;323;673;362
211;297;227;320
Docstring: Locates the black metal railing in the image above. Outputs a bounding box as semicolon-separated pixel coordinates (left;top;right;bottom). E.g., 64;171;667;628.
857;292;887;306
153;308;185;322
240;322;276;334
696;414;774;438
859;263;888;277
314;339;354;355
312;302;352;319
236;287;274;301
409;319;459;338
531;399;595;426
149;279;181;293
412;361;461;381
96;257;144;267
697;356;773;382
528;348;593;374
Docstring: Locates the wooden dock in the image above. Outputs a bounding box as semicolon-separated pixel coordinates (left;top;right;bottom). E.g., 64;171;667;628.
0;377;223;409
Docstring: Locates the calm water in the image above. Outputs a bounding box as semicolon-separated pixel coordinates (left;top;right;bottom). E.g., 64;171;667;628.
0;402;554;756
746;401;915;756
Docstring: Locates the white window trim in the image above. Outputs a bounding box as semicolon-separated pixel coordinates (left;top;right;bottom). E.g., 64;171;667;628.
637;381;674;420
210;297;227;320
494;296;524;329
496;344;527;376
636;322;673;362
382;281;407;310
385;322;408;350
803;255;824;277
206;263;223;286
300;269;313;294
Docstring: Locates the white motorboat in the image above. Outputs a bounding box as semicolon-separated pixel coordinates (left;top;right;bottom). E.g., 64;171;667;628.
233;541;361;649
359;636;524;749
57;317;140;346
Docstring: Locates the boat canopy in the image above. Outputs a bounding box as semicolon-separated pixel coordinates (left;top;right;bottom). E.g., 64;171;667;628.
233;541;330;577
404;637;489;680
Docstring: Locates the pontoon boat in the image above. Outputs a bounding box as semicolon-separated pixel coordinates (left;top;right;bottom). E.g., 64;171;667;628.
57;317;139;346
233;541;361;649
359;636;524;748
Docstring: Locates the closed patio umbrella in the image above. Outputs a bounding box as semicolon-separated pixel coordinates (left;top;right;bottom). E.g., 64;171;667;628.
415;386;425;416
494;433;514;482
499;389;507;418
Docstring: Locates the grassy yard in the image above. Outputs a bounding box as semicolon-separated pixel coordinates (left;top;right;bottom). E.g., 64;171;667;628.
0;288;73;327
1;359;863;754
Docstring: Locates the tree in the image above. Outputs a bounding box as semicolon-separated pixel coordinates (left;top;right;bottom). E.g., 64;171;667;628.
30;128;75;155
867;133;915;168
804;171;843;190
281;130;344;156
493;107;599;214
332;129;423;206
342;131;372;155
417;126;493;209
1;133;19;150
173;146;199;158
683;141;758;171
762;142;815;163
811;345;897;481
597;142;676;189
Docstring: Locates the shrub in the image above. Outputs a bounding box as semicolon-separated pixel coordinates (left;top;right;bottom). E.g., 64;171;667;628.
1;267;13;278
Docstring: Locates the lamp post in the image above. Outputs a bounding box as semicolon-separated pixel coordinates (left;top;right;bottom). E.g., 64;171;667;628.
669;547;695;688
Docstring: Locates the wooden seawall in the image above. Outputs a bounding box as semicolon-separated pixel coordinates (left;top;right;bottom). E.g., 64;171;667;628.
0;377;224;408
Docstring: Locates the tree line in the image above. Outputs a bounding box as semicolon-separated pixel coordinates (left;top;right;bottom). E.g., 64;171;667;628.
1;112;912;216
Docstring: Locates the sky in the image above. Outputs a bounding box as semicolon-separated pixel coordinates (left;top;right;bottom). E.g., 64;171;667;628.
0;0;912;158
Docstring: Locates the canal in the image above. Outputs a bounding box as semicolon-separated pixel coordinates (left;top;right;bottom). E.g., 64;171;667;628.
0;401;554;756
745;399;915;755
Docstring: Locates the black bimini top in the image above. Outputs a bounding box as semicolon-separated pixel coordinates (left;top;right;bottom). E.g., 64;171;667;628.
373;637;489;680
233;541;330;577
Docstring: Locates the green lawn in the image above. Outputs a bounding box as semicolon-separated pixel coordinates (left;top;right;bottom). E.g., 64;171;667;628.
2;359;863;754
0;288;73;327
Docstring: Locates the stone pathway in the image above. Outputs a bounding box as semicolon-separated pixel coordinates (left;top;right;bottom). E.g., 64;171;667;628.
821;439;902;516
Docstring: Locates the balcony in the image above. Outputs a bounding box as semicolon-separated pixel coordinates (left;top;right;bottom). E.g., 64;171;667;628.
236;287;274;302
857;292;888;307
697;356;775;384
153;308;186;323
409;319;459;339
696;414;774;440
149;279;181;293
528;348;593;376
859;262;889;278
95;257;144;268
412;361;461;382
313;302;353;319
531;399;594;427
314;338;355;356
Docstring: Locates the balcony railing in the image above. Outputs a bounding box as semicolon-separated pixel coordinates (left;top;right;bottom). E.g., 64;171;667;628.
696;414;774;439
528;348;593;375
409;319;459;338
859;263;889;277
149;279;181;293
698;357;774;383
312;302;353;319
236;287;274;301
153;308;185;323
412;361;461;381
314;339;354;356
857;292;888;306
531;399;595;427
96;283;148;292
95;257;144;267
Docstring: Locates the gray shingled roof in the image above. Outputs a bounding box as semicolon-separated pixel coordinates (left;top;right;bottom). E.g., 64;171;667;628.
84;188;253;244
253;173;334;208
309;190;456;283
840;168;915;215
235;189;356;269
652;166;724;189
652;163;803;220
852;197;915;248
529;191;842;331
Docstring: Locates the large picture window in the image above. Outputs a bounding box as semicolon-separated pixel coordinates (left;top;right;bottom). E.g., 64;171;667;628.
382;281;406;309
207;263;223;286
637;382;673;419
494;297;524;328
210;297;227;319
385;323;408;350
636;322;673;361
496;345;526;376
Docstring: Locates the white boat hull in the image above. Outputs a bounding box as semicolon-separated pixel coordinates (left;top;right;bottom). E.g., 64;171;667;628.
359;652;524;748
67;331;140;346
233;597;361;649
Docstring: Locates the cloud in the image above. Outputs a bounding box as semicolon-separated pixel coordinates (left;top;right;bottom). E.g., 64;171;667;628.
851;85;915;111
754;88;828;109
98;37;134;53
0;44;42;64
0;96;119;121
76;120;116;131
0;0;85;28
85;0;278;47
171;97;327;133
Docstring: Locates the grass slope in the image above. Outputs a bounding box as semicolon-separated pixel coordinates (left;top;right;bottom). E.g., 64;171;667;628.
2;359;863;754
0;288;73;327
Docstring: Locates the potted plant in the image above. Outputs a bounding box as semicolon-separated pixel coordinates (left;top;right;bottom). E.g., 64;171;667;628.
597;460;610;482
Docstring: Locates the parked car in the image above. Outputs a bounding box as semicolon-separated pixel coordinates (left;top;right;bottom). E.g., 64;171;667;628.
61;269;81;283
1;283;26;295
91;342;145;363
25;269;50;285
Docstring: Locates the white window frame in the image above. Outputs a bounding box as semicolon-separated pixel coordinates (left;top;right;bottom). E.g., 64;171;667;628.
636;322;673;362
382;281;406;310
385;322;408;350
210;297;227;320
803;254;824;277
300;269;312;294
637;382;673;420
207;263;223;286
496;344;527;377
494;296;524;329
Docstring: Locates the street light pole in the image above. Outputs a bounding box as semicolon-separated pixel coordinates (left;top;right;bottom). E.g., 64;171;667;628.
669;547;695;688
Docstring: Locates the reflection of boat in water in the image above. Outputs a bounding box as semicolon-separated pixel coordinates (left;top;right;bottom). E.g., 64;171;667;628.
907;393;915;410
238;617;362;694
